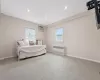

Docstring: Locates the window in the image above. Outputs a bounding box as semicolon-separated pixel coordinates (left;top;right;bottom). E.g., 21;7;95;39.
25;28;36;42
56;28;63;42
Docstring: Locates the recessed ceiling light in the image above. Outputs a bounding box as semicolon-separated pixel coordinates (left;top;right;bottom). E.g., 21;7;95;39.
27;8;30;12
64;6;67;10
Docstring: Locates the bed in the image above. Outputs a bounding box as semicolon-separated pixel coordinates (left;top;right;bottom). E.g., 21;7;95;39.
17;40;46;60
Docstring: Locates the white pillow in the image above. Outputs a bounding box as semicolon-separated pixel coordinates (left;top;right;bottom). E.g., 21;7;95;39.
23;39;29;46
18;41;25;46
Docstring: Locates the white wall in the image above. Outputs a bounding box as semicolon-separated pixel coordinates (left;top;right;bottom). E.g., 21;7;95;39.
0;14;45;59
46;10;100;62
0;0;1;14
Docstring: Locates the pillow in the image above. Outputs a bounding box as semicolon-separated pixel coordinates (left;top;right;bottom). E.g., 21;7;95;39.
17;41;25;46
23;39;29;46
29;41;34;45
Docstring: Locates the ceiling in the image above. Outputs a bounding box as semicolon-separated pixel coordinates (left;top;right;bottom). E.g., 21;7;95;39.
1;0;89;25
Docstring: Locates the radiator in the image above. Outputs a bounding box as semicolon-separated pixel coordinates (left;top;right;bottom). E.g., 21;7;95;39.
53;46;66;55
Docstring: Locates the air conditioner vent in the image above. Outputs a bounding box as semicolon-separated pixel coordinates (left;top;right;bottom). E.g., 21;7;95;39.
38;26;44;32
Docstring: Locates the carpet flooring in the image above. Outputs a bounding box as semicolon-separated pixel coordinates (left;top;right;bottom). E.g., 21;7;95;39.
0;53;100;80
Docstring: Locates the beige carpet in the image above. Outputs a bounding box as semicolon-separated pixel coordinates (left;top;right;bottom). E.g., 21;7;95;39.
0;53;100;80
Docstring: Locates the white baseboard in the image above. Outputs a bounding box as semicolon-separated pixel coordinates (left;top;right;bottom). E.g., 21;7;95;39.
47;51;53;53
67;54;100;64
45;51;100;64
47;51;66;57
0;56;15;61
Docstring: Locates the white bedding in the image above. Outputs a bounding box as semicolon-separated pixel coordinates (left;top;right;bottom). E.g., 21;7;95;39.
17;45;46;60
19;45;46;53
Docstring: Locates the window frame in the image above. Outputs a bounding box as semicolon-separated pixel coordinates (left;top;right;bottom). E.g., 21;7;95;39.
25;28;36;42
55;28;64;42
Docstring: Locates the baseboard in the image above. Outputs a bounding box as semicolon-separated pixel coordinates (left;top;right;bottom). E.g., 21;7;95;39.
47;51;53;53
45;51;100;64
47;51;66;57
67;54;100;64
0;56;15;61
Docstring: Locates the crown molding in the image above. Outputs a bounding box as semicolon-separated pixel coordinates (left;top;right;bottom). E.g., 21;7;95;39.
47;9;95;27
